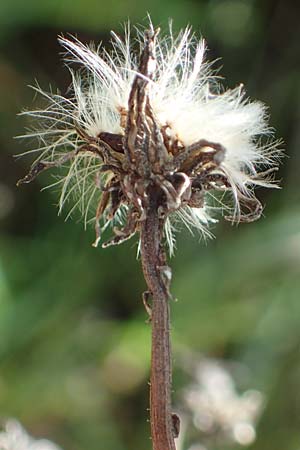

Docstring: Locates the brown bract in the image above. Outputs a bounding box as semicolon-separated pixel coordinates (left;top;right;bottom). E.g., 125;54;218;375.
18;28;262;250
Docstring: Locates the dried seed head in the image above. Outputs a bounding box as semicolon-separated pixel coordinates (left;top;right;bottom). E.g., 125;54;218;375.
17;19;282;254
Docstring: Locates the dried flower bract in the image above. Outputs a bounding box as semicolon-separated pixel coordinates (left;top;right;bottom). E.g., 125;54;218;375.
18;20;280;252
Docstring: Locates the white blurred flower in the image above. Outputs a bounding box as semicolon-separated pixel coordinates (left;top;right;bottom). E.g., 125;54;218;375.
187;445;207;450
183;358;265;446
0;420;62;450
18;19;281;253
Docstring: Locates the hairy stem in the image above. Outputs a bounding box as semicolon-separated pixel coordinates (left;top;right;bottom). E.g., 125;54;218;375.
140;191;176;450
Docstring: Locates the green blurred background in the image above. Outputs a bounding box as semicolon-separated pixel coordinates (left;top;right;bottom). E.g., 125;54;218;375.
0;0;300;449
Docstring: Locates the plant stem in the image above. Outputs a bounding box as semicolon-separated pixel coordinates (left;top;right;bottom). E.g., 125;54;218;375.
140;190;176;450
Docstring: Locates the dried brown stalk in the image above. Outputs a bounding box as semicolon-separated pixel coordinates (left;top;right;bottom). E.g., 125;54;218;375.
140;191;176;450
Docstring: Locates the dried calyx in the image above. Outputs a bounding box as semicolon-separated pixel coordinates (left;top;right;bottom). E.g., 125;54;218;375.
18;22;280;253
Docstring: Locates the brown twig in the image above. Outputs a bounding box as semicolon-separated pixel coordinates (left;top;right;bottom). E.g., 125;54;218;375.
140;188;176;450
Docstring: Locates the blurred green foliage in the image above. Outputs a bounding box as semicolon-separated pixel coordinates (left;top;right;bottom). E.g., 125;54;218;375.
0;0;300;449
